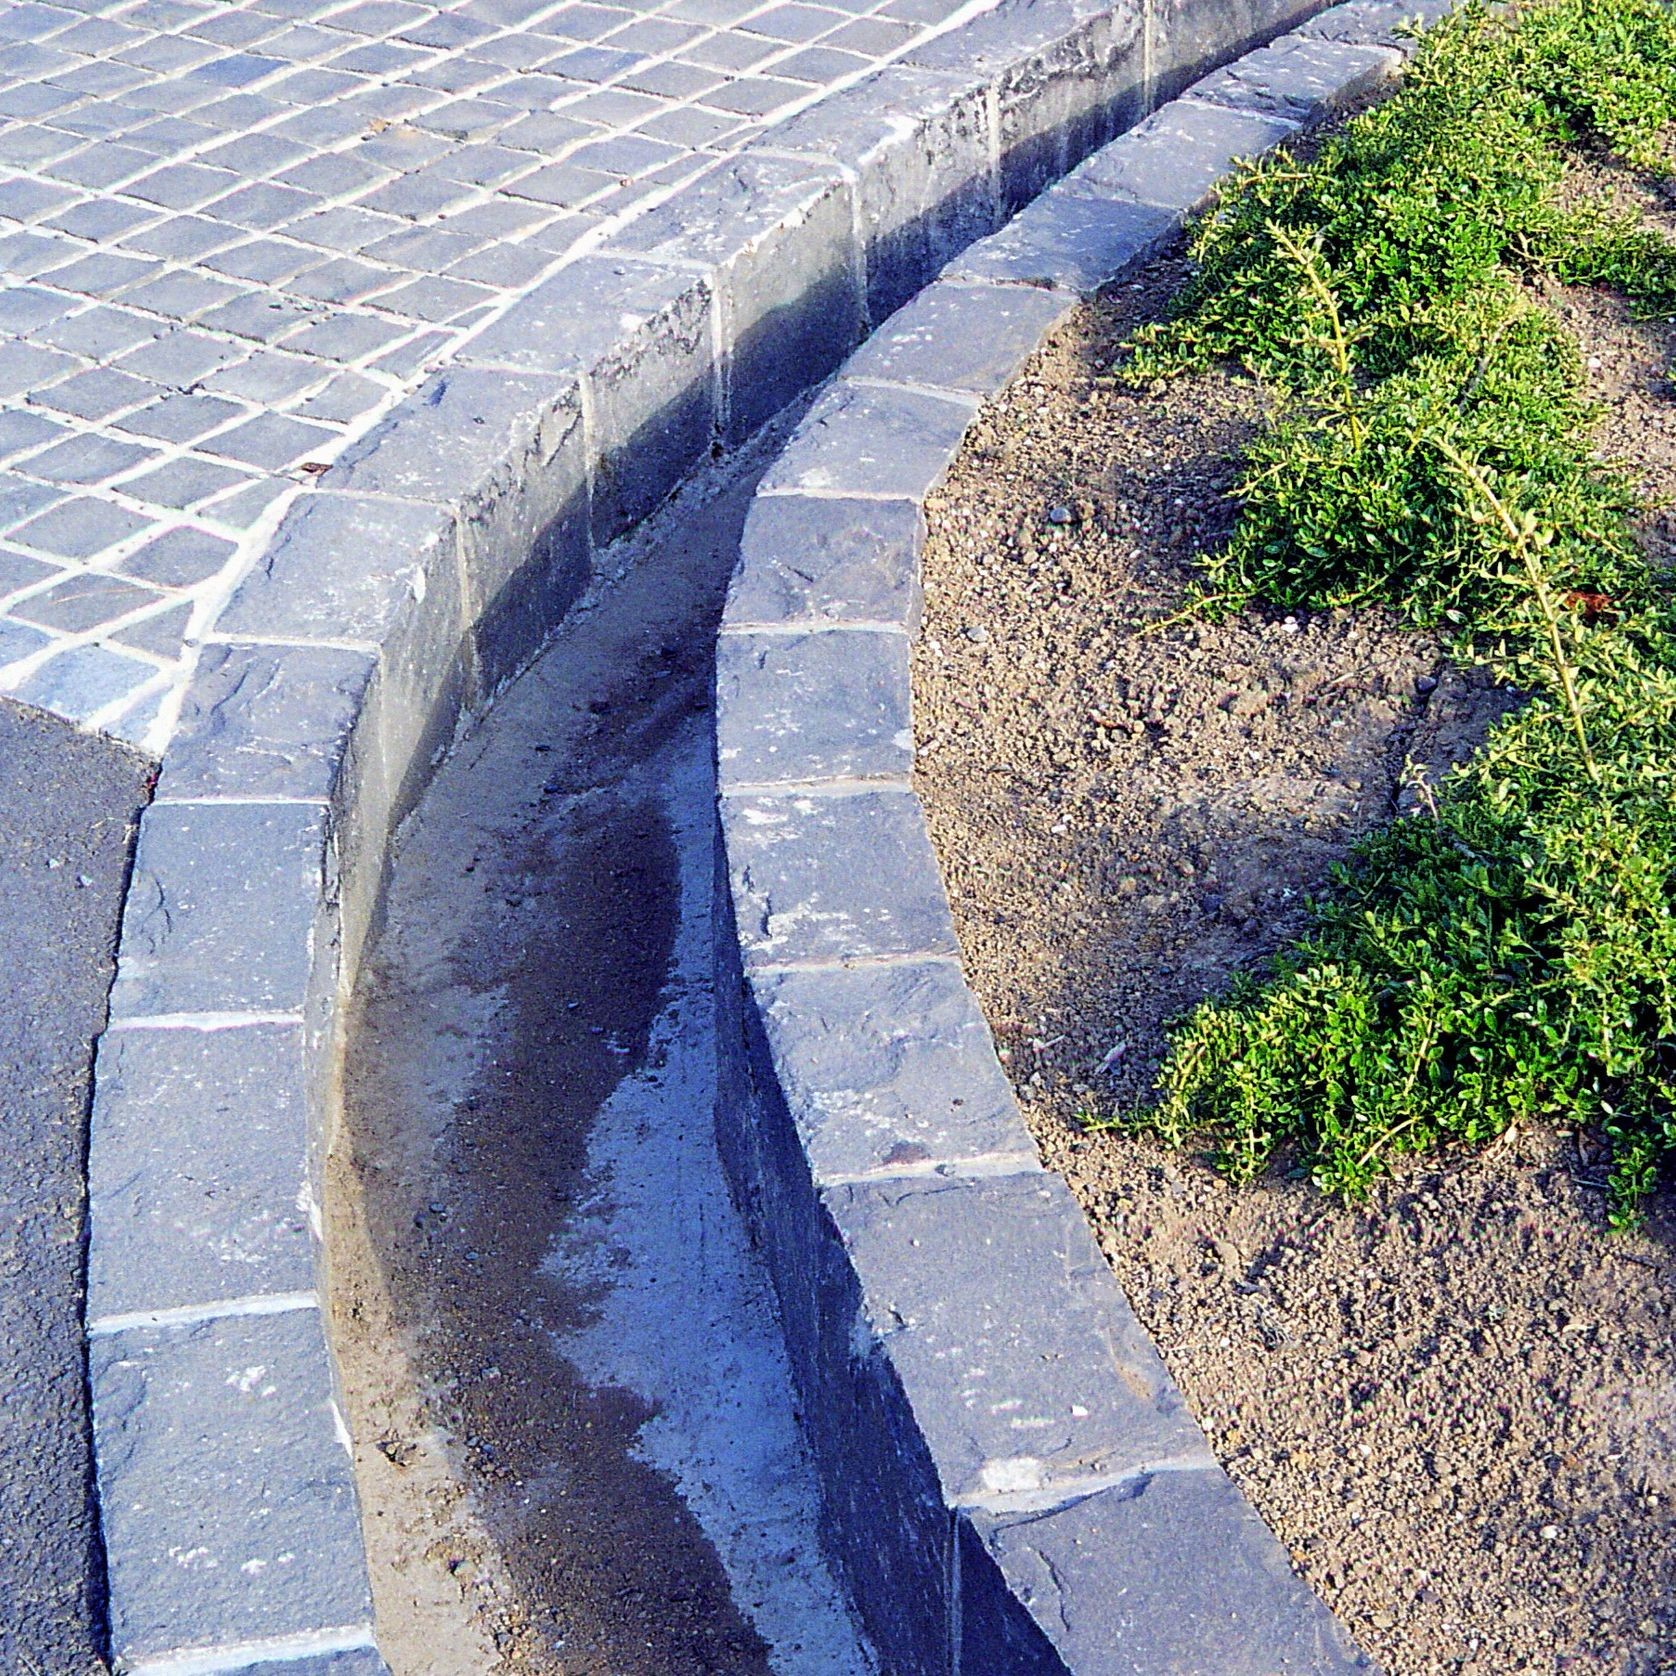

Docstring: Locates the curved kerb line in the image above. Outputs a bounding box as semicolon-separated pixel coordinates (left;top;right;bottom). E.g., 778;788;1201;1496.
79;0;1442;1669
713;4;1452;1671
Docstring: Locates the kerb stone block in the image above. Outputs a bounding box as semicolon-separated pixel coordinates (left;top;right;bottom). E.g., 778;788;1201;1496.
109;800;330;1020
1184;33;1401;121
758;379;975;502
722;784;958;966
827;1171;1210;1509
946;189;1179;294
748;958;1038;1181
728;493;925;630
88;1022;313;1318
605;153;861;443
715;626;912;787
961;1467;1374;1673
92;1306;374;1668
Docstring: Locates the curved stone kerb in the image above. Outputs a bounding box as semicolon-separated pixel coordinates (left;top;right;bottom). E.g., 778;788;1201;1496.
712;6;1443;1669
83;0;1404;1667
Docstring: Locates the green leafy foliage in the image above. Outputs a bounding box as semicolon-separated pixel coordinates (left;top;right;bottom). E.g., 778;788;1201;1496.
1116;0;1676;1222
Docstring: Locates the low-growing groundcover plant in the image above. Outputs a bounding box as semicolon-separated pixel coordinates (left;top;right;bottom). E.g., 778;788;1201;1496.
1117;0;1676;1224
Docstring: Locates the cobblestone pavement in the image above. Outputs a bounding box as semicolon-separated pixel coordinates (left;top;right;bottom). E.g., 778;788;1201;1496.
0;0;992;754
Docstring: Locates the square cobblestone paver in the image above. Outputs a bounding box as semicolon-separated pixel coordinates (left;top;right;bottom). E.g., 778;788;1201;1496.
0;0;1020;751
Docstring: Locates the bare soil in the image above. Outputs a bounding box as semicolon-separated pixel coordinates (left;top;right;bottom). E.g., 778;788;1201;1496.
915;246;1676;1674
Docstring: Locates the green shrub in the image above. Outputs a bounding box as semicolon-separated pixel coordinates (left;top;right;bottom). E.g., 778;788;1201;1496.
1115;0;1676;1222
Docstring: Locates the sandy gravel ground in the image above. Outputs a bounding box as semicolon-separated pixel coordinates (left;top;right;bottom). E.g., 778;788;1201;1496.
915;252;1676;1675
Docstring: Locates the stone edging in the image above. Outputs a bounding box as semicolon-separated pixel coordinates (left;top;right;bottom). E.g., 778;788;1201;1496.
711;5;1448;1669
77;0;1350;1668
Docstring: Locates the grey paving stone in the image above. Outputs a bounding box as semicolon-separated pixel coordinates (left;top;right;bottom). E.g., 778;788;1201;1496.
9;642;157;724
827;1170;1210;1505
0;548;61;601
163;640;376;800
0;478;68;534
121;266;249;320
92;1307;374;1666
22;429;160;486
962;1467;1372;1673
759;378;974;501
38;250;164;299
113;389;248;445
108;799;330;1018
200;410;336;469
729;492;923;629
118;524;238;588
111;598;192;659
0;406;68;461
124;454;255;511
30;365;162;422
722;783;958;966
845;279;1074;395
198;235;321;283
1063;96;1301;215
113;323;248;387
10;570;161;634
749;959;1037;1181
291;369;386;423
87;1021;314;1316
716;625;911;786
0;284;77;336
224;1651;388;1676
0;338;82;400
279;310;408;363
124;158;242;208
0;616;54;669
954;183;1180;292
606;153;858;442
1184;32;1400;121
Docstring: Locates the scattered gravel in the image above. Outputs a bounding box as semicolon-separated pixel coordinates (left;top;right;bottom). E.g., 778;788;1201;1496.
915;251;1676;1675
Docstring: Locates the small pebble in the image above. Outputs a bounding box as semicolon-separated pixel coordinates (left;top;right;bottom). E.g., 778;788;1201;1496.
963;624;990;644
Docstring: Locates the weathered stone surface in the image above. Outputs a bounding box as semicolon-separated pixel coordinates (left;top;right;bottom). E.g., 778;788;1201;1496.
1300;0;1455;54
844;279;1075;395
963;1468;1374;1673
728;493;925;630
1148;0;1325;105
214;493;455;647
828;1171;1210;1507
757;65;997;321
749;959;1037;1181
715;626;912;787
1185;33;1401;120
1062;96;1300;213
947;189;1179;293
92;1306;373;1668
607;154;859;442
759;380;975;502
225;1650;387;1676
159;641;376;802
109;801;328;1019
88;1022;312;1318
722;785;958;966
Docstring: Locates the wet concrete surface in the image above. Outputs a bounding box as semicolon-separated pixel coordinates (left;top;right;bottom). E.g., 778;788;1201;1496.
329;444;874;1674
0;700;153;1676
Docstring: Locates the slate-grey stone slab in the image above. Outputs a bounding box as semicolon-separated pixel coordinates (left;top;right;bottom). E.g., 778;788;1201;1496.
1299;0;1454;53
92;1306;374;1667
728;492;924;629
159;641;376;802
828;1171;1210;1507
1184;33;1400;120
224;1650;388;1676
963;1467;1373;1674
842;279;1075;396
947;187;1179;293
215;492;455;646
109;800;329;1018
748;958;1038;1180
753;63;996;321
1061;96;1300;214
758;379;975;502
605;152;859;441
723;784;958;966
715;626;912;787
88;1022;313;1317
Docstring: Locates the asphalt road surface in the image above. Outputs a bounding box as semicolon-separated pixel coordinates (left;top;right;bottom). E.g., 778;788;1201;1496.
0;699;153;1675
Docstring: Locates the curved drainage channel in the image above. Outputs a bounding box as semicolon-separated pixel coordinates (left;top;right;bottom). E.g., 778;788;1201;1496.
331;442;875;1672
73;0;1436;1668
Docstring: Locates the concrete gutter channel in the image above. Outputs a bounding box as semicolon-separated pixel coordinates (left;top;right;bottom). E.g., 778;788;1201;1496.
79;0;1444;1669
